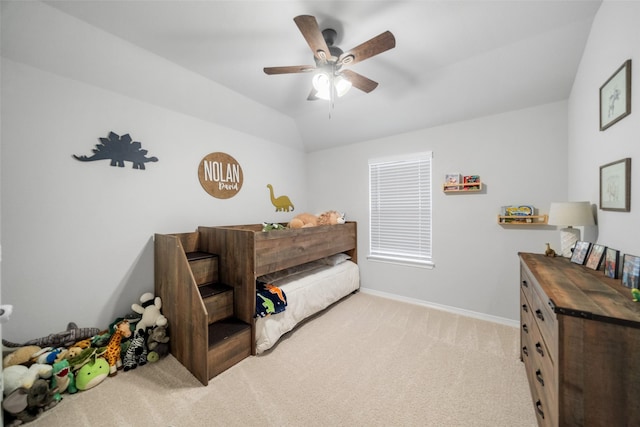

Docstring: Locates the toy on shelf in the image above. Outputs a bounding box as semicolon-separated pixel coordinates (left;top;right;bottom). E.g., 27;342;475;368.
498;205;548;225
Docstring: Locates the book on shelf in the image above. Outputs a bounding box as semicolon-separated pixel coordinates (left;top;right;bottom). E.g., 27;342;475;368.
444;173;462;190
463;175;480;190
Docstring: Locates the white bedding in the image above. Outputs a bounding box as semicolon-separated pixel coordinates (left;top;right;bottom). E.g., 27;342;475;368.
255;260;360;354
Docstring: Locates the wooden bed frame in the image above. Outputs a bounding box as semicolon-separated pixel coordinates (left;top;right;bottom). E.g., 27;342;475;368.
155;221;357;385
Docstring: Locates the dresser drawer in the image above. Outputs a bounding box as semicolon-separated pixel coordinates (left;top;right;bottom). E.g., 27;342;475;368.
520;265;535;307
520;289;534;358
529;318;557;417
529;280;557;362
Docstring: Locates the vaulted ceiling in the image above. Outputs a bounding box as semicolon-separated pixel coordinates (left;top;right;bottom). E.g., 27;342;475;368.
44;1;602;152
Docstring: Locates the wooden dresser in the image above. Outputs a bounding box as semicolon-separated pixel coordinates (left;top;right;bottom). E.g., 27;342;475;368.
519;253;640;426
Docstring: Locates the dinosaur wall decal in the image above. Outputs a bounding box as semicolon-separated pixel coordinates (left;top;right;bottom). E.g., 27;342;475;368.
73;131;158;169
267;184;294;212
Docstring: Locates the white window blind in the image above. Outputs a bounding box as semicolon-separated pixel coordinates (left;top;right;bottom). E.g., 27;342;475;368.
369;152;432;266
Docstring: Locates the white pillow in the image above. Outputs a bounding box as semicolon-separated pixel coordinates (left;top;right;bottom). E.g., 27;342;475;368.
257;260;324;283
320;253;351;266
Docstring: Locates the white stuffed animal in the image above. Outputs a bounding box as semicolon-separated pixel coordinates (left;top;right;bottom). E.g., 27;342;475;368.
132;293;167;332
3;363;53;396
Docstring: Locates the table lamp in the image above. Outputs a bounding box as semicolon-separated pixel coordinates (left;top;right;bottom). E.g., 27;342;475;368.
547;201;595;257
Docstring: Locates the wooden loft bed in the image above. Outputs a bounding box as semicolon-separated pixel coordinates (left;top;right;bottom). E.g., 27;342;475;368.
155;221;357;385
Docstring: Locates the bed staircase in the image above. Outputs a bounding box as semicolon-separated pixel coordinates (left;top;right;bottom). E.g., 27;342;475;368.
154;231;252;386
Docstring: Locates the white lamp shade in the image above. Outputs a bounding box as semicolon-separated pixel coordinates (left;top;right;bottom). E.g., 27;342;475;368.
547;202;595;226
548;201;595;257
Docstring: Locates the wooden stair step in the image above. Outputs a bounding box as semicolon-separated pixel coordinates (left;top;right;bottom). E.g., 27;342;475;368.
208;318;251;348
200;283;234;324
186;252;219;285
207;318;251;379
186;251;216;261
198;282;232;299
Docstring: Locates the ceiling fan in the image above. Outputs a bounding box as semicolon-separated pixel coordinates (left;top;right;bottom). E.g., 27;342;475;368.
263;15;396;101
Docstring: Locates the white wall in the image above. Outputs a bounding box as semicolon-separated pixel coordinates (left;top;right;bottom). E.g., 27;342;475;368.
308;101;567;322
568;1;640;256
1;3;307;342
5;1;637;342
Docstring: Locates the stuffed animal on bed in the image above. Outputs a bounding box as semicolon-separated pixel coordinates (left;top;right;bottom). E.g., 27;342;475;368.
288;212;319;228
289;211;345;228
318;210;346;226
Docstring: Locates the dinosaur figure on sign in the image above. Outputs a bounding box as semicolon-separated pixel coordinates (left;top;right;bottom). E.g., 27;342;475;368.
73;131;158;169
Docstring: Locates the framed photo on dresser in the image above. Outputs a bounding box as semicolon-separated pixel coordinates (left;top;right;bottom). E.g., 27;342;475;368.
604;248;620;279
571;241;591;265
585;244;606;270
621;254;640;289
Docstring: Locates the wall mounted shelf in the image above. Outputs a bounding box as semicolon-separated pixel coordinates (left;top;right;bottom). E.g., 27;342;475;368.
443;182;483;193
498;214;548;225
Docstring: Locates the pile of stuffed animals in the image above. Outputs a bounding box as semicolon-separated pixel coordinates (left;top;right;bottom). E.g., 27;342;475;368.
2;292;170;426
262;210;346;231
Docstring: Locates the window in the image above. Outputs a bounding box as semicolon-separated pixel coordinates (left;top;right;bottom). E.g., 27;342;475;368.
368;152;433;267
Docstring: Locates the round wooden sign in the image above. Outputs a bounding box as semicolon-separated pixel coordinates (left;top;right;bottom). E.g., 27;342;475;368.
198;152;243;199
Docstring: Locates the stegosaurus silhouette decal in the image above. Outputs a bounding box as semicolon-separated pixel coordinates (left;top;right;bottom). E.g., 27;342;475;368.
73;131;159;169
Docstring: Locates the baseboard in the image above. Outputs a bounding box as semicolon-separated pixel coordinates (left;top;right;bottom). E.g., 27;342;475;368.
359;288;520;328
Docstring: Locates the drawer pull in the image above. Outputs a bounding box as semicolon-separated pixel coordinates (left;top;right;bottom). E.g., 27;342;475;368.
535;369;545;386
522;346;528;357
535;400;545;419
522;280;529;288
522;303;529;313
522;324;529;334
535;309;545;321
535;342;544;357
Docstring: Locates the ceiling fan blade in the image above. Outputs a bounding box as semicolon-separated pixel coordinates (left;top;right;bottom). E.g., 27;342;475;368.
338;31;396;66
341;69;379;93
264;65;316;75
293;15;332;62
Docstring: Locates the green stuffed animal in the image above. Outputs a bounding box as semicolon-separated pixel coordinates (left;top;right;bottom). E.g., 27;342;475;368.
51;359;76;401
75;356;109;391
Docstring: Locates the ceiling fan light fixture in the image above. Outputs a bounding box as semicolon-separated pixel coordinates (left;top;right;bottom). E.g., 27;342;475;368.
334;75;352;97
312;72;331;100
312;72;352;101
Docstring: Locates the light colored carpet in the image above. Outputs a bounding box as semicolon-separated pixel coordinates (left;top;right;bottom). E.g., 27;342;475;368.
26;292;536;426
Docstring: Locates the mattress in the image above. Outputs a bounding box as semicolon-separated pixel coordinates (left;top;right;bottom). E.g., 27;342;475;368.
255;260;360;354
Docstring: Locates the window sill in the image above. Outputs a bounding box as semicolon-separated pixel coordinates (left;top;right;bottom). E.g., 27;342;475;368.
367;255;434;269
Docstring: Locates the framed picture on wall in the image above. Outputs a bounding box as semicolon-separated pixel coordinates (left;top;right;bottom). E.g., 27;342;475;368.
604;248;620;279
600;158;631;212
571;241;591;265
600;59;631;131
585;244;606;270
621;254;640;289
